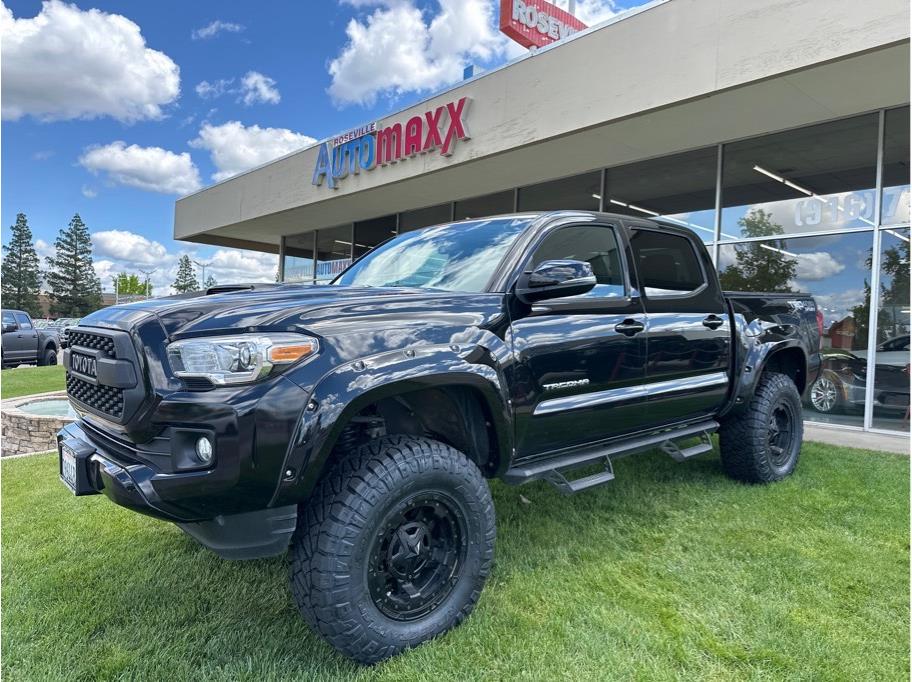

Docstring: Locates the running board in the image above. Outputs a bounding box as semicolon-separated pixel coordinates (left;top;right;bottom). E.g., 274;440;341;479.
504;420;719;495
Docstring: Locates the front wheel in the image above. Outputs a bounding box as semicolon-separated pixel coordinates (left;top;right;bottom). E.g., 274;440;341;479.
719;372;803;483
808;370;844;414
289;436;495;664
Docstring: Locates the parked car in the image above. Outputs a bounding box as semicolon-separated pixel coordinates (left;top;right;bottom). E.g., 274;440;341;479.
57;211;821;663
55;317;83;348
806;344;910;415
1;309;61;368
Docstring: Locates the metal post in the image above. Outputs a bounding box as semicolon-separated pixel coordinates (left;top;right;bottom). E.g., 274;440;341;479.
192;259;212;289
598;168;606;212
567;0;577;16
862;109;886;431
712;143;724;266
278;237;286;282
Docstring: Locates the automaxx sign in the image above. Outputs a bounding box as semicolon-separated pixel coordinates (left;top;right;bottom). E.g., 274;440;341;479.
313;96;472;190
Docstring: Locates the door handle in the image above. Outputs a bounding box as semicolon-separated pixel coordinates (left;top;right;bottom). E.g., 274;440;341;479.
615;319;645;336
703;315;725;330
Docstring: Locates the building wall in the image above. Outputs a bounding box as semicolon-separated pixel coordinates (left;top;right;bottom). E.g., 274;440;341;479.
173;0;910;247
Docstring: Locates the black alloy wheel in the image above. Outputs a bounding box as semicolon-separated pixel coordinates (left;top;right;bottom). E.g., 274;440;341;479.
367;491;467;621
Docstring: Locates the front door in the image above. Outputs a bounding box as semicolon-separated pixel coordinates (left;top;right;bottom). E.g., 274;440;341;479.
2;311;28;361
627;226;731;424
508;222;649;459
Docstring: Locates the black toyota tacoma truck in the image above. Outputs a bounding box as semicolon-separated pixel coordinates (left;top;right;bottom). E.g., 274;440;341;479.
58;211;821;663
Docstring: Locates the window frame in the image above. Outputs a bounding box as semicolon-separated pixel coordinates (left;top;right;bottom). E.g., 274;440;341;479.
628;226;710;300
515;221;633;303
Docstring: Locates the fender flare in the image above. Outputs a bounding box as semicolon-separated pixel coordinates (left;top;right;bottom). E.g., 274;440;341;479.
722;336;815;417
270;343;513;507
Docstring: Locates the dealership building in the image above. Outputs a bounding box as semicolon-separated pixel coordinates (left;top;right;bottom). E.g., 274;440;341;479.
174;0;910;434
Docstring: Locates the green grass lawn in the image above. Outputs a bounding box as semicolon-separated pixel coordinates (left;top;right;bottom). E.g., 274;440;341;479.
3;444;908;680
0;365;65;399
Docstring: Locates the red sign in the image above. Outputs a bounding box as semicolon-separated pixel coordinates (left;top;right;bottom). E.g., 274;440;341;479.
500;0;587;49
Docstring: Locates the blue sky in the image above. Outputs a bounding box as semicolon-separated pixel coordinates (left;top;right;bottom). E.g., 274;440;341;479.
2;0;640;292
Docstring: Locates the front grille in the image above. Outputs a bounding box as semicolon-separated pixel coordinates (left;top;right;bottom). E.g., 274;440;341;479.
67;373;124;419
67;330;116;357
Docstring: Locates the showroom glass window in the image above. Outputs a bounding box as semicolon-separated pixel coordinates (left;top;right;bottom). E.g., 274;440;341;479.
454;190;514;221
872;228;910;432
316;224;353;283
882;106;910;226
603;147;718;243
518;171;601;212
720;114;879;240
283;232;315;283
718;232;874;427
354;215;397;259
399;203;452;233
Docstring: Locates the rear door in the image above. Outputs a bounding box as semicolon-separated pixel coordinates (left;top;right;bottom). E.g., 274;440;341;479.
627;225;731;424
508;221;649;458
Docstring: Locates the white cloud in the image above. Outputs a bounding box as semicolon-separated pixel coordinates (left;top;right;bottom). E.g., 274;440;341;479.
93;230;170;265
32;150;54;161
191;19;244;40
84;228;277;294
1;0;180;123
34;239;54;261
328;0;505;106
79;141;202;195
559;0;618;26
195;78;234;99
190;121;316;182
793;252;846;281
239;71;281;105
81;185;98;199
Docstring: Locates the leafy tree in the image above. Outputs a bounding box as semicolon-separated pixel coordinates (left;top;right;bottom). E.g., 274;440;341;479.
113;272;152;297
45;213;103;316
1;213;42;317
203;274;218;289
849;235;910;348
718;209;797;293
172;255;199;293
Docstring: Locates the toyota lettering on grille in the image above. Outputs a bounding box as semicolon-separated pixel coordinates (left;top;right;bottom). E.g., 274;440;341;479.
71;353;97;379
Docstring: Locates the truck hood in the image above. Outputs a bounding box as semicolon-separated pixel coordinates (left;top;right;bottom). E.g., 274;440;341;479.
79;283;507;339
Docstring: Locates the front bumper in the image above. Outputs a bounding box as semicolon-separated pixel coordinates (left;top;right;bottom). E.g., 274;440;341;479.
58;421;298;559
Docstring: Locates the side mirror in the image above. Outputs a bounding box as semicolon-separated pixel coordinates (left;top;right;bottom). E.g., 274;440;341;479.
2;323;17;334
515;259;597;304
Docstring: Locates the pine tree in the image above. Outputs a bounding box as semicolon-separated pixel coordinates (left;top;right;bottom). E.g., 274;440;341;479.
45;213;103;317
1;213;42;317
172;255;199;293
203;274;218;289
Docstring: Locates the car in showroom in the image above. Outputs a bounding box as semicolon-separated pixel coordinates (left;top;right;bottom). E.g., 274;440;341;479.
806;337;910;415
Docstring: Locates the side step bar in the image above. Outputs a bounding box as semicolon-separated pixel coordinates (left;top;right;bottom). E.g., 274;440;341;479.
504;420;718;495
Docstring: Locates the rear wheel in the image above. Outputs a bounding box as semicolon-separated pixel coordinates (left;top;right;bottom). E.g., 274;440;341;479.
719;372;803;483
289;435;495;664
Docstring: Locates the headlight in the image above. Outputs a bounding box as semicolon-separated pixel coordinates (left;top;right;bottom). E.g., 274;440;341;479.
167;333;319;385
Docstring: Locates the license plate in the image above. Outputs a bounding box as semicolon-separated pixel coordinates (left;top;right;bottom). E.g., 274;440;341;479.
71;352;97;379
60;443;78;493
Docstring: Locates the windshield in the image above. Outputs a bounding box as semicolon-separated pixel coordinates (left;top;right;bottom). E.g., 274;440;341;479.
334;217;533;292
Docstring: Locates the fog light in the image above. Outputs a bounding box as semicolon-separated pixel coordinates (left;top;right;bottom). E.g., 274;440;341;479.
195;436;213;464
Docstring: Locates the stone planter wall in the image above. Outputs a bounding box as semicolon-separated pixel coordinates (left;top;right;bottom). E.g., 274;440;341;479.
1;391;75;457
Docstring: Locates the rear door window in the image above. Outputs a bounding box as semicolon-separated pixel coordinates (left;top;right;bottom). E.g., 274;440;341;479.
630;229;706;296
14;313;33;329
